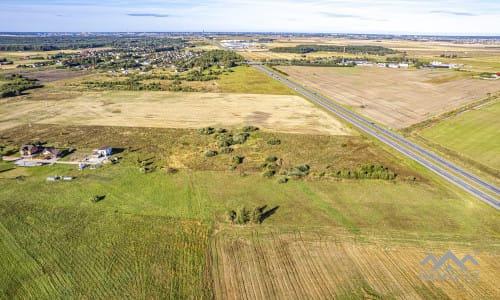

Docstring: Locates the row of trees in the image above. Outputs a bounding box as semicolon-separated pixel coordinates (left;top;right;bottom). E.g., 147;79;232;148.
81;79;163;91
271;45;399;55
0;75;42;98
333;164;396;180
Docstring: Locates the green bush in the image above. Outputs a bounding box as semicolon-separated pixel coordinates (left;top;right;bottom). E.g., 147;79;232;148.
198;127;215;135
204;150;218;157
232;156;244;165
333;164;397;180
232;132;250;144
277;177;289;184
265;156;278;162
216;134;234;147
262;170;276;178
266;162;279;170
406;176;416;182
282;164;310;177
219;147;234;154
267;138;281;145
227;210;237;223
241;125;259;132
236;206;251;224
251;207;264;224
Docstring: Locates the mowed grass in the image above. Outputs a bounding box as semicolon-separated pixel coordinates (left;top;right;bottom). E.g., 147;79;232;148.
419;101;500;171
216;65;295;95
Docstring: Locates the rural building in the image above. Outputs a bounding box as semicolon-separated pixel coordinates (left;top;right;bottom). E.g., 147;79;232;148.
20;144;42;158
42;147;61;159
92;146;112;158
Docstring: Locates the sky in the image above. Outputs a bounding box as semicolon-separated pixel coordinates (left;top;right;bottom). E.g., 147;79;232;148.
0;0;499;35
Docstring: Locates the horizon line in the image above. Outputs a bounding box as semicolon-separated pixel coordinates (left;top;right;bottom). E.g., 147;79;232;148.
0;31;499;37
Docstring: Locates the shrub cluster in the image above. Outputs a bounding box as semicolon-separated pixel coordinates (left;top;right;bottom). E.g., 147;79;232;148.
219;147;233;154
277;177;289;184
262;170;276;178
0;75;42;98
204;150;218;157
267;137;281;145
215;132;250;147
227;206;266;224
198;127;215;135
406;175;416;182
232;156;244;165
333;164;396;180
241;125;259;132
265;156;278;162
281;164;310;177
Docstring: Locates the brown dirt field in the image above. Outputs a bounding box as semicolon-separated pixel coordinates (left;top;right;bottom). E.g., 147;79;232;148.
0;91;352;135
212;229;500;300
278;66;500;128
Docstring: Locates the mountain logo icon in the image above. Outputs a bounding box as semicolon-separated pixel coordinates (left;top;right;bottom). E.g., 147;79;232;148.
421;251;478;271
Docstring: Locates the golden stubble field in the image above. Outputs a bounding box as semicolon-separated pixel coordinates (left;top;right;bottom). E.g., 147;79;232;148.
212;228;500;300
277;66;500;128
239;37;500;72
0;91;352;135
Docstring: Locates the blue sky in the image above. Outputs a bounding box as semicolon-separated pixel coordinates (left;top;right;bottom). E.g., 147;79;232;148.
1;0;499;35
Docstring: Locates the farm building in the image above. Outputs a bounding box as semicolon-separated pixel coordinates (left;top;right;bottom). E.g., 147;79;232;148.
20;144;42;158
92;146;112;158
42;147;61;159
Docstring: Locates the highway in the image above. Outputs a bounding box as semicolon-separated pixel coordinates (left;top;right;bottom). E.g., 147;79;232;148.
250;63;500;210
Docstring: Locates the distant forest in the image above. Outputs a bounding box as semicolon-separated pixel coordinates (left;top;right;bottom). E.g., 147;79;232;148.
0;35;189;51
270;45;400;55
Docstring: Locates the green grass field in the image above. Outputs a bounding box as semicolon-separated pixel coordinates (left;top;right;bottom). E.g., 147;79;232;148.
1;122;499;298
419;101;500;171
216;66;295;94
1;161;499;298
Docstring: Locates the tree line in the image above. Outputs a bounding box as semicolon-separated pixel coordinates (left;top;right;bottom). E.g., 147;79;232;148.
0;75;42;98
270;45;400;55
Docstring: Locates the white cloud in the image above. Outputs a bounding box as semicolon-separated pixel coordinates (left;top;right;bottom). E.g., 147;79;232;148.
0;0;498;34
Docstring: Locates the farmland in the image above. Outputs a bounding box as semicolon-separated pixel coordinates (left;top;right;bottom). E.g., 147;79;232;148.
0;90;350;135
276;66;500;128
1;35;500;299
1;157;499;298
239;37;500;72
213;228;499;299
416;100;500;176
1;122;500;299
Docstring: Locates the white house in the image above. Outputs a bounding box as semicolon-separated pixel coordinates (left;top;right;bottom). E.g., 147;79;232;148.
93;146;112;158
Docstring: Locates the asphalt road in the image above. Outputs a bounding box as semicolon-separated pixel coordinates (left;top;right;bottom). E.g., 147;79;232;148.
251;63;500;210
